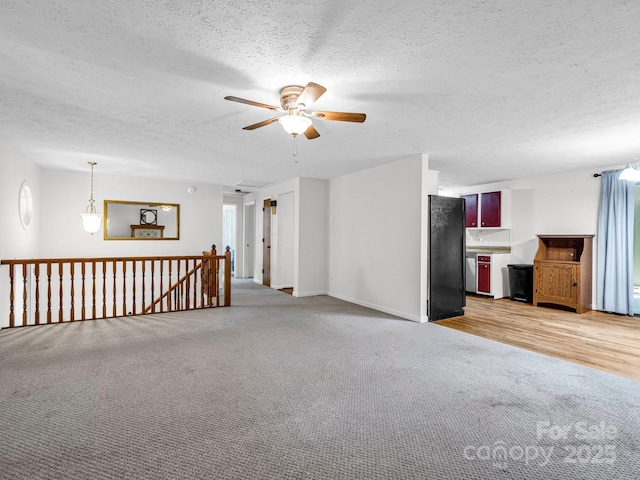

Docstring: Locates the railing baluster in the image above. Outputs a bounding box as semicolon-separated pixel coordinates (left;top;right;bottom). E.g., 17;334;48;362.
192;259;198;309
141;260;146;312
112;260;117;318
81;262;86;321
47;263;52;324
151;260;156;313
69;262;75;321
102;260;107;319
159;260;164;313
34;263;40;325
58;262;64;323
176;260;181;310
22;264;28;326
201;259;206;308
215;257;220;307
167;260;172;311
9;264;15;328
122;260;127;316
132;261;137;315
185;259;190;310
91;261;97;319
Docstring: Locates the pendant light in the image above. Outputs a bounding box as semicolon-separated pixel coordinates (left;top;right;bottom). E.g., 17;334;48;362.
80;161;102;234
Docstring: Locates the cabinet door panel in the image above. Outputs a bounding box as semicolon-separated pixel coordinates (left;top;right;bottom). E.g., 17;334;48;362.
461;194;478;227
480;191;501;227
535;263;577;304
477;262;491;293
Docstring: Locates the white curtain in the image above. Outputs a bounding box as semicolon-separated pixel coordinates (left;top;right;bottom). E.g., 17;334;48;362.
597;170;635;315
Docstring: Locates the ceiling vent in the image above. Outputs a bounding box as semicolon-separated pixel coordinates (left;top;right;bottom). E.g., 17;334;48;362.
233;180;272;190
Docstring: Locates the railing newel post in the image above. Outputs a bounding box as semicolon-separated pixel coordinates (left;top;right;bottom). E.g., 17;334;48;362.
224;246;232;307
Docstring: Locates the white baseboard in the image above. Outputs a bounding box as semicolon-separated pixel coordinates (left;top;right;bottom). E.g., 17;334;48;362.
293;290;328;298
328;291;424;323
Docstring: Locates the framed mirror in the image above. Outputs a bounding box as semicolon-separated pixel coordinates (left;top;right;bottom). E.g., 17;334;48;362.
104;200;180;240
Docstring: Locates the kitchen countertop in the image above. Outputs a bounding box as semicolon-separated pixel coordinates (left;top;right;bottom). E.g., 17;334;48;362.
466;246;511;254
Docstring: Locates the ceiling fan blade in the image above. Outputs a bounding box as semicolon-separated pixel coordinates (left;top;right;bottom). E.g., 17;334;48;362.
310;111;366;123
303;125;320;140
296;82;327;109
242;117;280;130
224;96;281;111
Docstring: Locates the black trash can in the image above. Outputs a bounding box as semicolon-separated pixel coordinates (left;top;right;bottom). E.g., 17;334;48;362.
507;264;533;303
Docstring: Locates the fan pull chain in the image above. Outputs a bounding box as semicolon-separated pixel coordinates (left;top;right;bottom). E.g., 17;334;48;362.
293;135;298;163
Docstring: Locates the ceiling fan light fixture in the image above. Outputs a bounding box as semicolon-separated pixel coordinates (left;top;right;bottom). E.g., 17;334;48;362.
278;114;312;136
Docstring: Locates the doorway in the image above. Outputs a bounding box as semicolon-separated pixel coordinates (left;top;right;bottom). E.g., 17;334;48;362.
263;198;271;286
223;204;237;277
244;203;255;278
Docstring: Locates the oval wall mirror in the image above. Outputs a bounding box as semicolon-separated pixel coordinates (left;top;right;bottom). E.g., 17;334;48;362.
18;181;33;230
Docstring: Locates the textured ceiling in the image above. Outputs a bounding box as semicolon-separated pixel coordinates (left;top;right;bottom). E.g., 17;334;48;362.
1;1;640;191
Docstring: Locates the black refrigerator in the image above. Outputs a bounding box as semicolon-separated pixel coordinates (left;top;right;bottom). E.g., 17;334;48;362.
428;195;466;321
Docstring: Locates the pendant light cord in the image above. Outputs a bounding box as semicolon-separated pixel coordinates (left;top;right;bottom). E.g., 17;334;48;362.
87;161;97;213
293;135;298;163
90;163;95;201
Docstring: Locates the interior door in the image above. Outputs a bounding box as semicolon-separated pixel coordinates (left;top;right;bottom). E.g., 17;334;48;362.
263;198;271;286
428;195;466;321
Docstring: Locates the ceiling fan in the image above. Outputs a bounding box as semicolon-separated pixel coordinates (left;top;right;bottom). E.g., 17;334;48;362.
224;82;366;139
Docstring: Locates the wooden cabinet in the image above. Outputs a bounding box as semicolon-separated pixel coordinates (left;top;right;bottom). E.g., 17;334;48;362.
461;194;478;227
477;255;491;293
471;253;510;298
533;235;594;313
460;191;503;228
480;191;501;227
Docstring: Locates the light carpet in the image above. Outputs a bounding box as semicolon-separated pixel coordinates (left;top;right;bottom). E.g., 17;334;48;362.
0;279;638;479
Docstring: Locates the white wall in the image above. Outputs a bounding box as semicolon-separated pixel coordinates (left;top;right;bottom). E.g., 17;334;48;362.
329;154;437;322
275;191;295;289
0;139;42;259
40;169;222;258
0;140;43;327
296;178;329;296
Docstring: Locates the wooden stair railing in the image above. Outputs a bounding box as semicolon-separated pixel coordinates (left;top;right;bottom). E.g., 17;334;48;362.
143;262;203;314
143;245;231;313
0;245;232;329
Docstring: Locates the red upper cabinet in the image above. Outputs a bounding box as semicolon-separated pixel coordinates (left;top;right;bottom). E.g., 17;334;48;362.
480;191;501;227
460;190;507;229
461;194;478;227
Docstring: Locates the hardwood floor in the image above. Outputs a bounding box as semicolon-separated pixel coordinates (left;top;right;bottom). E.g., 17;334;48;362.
438;296;640;382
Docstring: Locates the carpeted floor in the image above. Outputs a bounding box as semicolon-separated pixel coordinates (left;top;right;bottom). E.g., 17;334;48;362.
0;279;638;479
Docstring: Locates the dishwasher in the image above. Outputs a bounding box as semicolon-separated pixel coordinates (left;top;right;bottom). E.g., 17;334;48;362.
465;252;477;293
